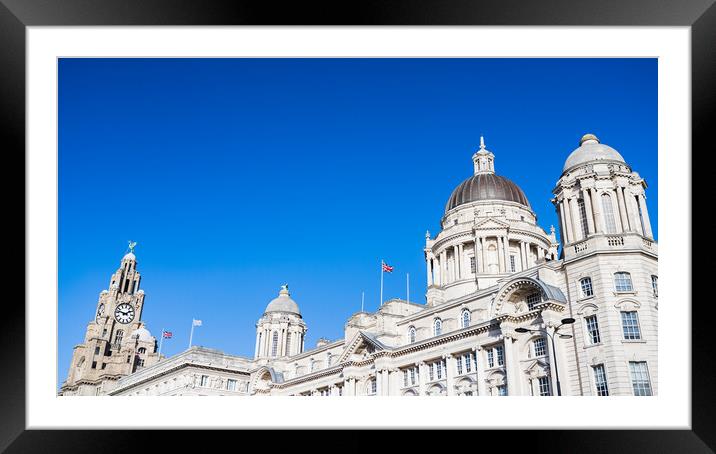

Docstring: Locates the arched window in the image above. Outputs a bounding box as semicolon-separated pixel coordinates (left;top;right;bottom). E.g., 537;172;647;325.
461;309;471;328
614;272;633;292
271;332;279;357
651;275;658;297
601;193;617;233
137;347;146;354
580;277;594;298
433;318;442;337
577;198;589;237
369;378;377;395
408;326;416;343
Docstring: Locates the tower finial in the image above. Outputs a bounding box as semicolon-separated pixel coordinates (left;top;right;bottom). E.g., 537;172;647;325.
127;240;137;254
480;135;485;149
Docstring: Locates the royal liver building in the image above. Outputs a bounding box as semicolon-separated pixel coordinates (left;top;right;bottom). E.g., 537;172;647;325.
60;134;657;397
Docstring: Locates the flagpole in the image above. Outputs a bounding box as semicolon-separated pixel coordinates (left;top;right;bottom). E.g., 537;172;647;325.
407;273;410;304
380;260;384;307
188;320;195;350
158;327;164;359
361;291;365;312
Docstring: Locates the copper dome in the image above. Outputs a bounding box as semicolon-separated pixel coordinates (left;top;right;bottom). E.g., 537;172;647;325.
444;173;530;213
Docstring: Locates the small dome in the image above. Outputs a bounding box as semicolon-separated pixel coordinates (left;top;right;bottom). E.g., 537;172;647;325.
100;289;109;294
131;327;153;342
122;252;136;261
563;134;626;172
265;285;301;315
445;173;530;213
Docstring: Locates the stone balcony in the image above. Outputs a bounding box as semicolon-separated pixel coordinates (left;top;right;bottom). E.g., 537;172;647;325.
565;233;657;259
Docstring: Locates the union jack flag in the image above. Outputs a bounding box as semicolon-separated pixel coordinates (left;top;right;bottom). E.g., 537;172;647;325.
162;331;172;339
382;262;394;273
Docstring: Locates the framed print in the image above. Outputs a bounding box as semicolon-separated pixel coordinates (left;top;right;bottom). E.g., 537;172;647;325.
2;0;713;450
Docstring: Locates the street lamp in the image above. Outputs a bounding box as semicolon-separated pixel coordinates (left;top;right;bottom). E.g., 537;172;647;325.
515;317;575;396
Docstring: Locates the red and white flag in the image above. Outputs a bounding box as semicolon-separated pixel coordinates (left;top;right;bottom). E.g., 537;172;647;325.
162;331;172;339
382;262;394;273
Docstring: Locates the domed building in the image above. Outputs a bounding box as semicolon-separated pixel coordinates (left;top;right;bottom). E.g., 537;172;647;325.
72;133;657;399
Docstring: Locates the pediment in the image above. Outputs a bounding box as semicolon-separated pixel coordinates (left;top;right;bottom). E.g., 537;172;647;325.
474;217;510;231
338;331;387;363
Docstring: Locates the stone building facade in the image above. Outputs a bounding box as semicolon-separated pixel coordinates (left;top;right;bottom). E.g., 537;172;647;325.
62;133;658;397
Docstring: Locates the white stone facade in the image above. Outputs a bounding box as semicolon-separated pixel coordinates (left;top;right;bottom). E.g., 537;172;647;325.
63;134;658;397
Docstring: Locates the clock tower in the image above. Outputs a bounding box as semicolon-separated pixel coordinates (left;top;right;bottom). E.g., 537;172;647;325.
59;244;160;396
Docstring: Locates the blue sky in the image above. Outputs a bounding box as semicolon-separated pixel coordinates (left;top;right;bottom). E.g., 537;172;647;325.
58;58;657;383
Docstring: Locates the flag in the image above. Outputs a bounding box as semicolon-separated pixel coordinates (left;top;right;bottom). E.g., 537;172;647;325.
192;319;202;327
162;331;173;339
382;262;394;273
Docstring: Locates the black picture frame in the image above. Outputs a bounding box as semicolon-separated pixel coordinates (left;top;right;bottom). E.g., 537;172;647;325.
2;0;711;450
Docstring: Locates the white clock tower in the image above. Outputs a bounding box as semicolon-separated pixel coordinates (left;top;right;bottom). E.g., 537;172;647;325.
59;243;160;396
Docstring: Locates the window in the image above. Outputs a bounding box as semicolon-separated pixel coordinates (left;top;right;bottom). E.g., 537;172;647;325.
136;358;145;367
585;315;601;344
580;277;594;298
621;311;641;340
470;256;476;274
464;391;473;396
91;361;97;369
429;363;435;381
101;363;107;369
464;353;472;373
602;193;617;233
577;198;589;237
497;385;507;396
593;364;609;396
102;328;107;337
526;293;541;311
509;255;516;272
461;309;471;328
94;347;100;355
200;375;209;387
433;318;442;336
410;367;417;385
538;376;551;396
651;275;658;297
115;330;124;345
138;347;146;354
436;361;443;379
496;346;504;366
614;272;633;292
533;338;547;357
271;332;279;357
403;370;409;387
487;349;495;368
286;332;292;355
456;356;463;375
408;326;416;343
629;361;652;396
369;378;377;395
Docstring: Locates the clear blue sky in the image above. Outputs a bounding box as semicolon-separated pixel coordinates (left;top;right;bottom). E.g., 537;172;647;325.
58;58;657;383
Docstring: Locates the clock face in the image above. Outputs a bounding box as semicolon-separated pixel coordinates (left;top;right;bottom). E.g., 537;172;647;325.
114;303;135;324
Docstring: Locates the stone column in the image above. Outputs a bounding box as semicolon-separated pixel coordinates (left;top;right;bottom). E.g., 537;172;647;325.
615;185;631;232
558;201;569;245
426;257;433;287
254;331;261;358
441;250;448;284
626;190;643;235
563;199;576;243
503;335;520;396
590;188;603;233
497;237;505;273
503;237;510;273
444;354;455;396
520;241;527;271
610;189;624;232
638;193;653;238
537;246;545;261
453;245;460;281
582;188;595;235
458;244;464;279
479;237;486;273
417;362;427;396
568;197;582;241
434;257;441;286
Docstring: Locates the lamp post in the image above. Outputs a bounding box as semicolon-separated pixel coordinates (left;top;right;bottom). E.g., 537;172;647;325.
515;317;575;396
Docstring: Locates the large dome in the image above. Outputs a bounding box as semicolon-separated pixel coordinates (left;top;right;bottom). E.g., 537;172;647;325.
131;327;153;342
445;173;530;213
563;134;626;173
265;285;301;315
